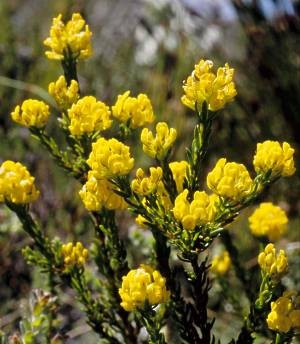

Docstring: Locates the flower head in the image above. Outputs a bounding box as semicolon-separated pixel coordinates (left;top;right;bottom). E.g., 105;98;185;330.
0;161;39;204
67;96;112;135
11;99;50;128
173;189;219;231
267;291;300;333
87;138;134;178
258;243;288;280
207;158;253;202
169;161;189;193
112;91;155;128
253;141;295;178
48;75;79;110
141;122;177;160
181;59;237;112
211;251;231;276
249;203;288;241
79;171;127;211
131;167;163;196
119;265;170;311
62;242;88;267
44;13;92;60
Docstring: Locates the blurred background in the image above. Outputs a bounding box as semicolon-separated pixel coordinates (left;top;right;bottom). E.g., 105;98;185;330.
0;0;299;342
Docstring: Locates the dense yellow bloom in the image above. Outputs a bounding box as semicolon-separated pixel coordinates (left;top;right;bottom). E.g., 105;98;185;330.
173;189;218;230
258;243;288;280
169;161;189;193
62;242;88;267
48;76;79;110
11;99;50;128
131;167;163;196
79;171;127;211
181;59;237;111
119;265;170;311
253;141;295;178
141;122;177;160
112;91;155;128
207;158;253;202
267;291;300;333
67;96;112;136
211;251;231;276
44;13;92;60
87;138;134;178
249;203;288;241
0;161;39;204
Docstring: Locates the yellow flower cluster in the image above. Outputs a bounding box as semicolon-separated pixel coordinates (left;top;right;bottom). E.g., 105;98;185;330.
67;96;112;136
169;161;189;193
112;91;155;128
207;158;253;202
87;138;134;178
211;251;231;276
249;203;288;241
131;167;163;196
0;161;39;204
253;141;295;178
119;264;170;311
44;13;92;60
11;99;50;128
79;171;127;211
173;189;218;230
141;122;177;160
267;291;300;333
48;76;79;110
181;59;237;112
258;243;288;280
62;242;88;267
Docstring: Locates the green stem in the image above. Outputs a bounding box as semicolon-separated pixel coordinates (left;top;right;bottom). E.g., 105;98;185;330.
61;48;79;85
187;102;214;194
138;307;166;344
29;127;84;180
6;202;54;261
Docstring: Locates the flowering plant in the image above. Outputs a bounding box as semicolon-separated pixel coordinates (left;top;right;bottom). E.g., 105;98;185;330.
0;13;298;344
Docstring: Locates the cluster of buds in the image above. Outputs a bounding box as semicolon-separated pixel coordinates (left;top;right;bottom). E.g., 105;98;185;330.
61;242;88;268
112;91;155;128
0;161;39;204
119;265;170;311
249;203;288;241
181;59;237;112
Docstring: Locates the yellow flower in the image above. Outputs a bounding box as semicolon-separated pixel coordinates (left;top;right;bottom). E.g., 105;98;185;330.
44;13;92;60
112;91;155;128
119;264;170;311
0;161;39;204
253;141;295;178
48;75;79;110
169;161;189;193
207;158;253;202
173;189;218;230
87;138;134;178
258;243;288;280
249;203;288;241
79;171;127;211
131;167;163;196
181;59;237;112
211;251;231;276
141;122;177;160
67;96;112;136
61;242;88;267
11;99;50;128
267;291;300;333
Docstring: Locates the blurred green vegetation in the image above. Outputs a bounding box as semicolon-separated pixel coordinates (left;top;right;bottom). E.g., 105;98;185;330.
0;0;299;342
